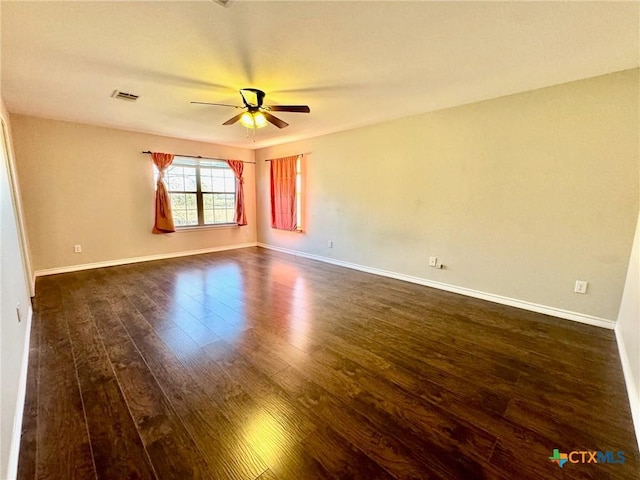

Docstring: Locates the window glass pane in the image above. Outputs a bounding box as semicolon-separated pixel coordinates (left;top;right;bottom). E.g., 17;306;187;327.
174;157;198;167
203;209;215;224
186;209;198;225
201;175;212;192
211;176;225;192
213;193;226;208
165;165;197;193
203;193;213;209
173;210;187;226
184;174;197;191
225;194;235;208
185;193;197;209
200;160;225;168
167;175;185;191
182;167;196;189
224;177;235;191
170;193;185;209
225;209;235;223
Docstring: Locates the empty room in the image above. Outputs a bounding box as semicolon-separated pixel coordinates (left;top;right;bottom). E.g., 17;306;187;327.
1;1;639;479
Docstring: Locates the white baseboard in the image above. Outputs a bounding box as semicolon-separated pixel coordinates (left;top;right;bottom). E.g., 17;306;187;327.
34;242;258;278
6;306;33;480
257;243;615;330
615;323;640;453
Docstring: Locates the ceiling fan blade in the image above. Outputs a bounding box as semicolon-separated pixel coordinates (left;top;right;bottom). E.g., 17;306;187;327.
266;105;310;113
191;102;242;109
263;112;289;129
223;112;245;125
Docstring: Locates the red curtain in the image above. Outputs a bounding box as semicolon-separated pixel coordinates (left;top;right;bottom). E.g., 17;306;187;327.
270;156;298;231
226;160;247;226
151;152;176;234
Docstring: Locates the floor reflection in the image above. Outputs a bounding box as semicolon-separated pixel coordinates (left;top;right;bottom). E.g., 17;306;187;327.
288;277;310;351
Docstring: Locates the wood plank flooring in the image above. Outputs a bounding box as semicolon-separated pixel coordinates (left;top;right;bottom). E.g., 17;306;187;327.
17;247;639;479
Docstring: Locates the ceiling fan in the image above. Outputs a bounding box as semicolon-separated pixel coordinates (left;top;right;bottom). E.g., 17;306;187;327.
191;88;310;129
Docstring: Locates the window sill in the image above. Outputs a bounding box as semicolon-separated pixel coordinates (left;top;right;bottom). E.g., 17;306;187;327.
175;223;239;232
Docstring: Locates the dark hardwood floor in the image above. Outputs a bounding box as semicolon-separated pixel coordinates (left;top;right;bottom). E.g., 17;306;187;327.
17;247;638;479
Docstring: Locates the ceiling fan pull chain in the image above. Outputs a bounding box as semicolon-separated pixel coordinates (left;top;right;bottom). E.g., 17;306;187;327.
245;127;257;142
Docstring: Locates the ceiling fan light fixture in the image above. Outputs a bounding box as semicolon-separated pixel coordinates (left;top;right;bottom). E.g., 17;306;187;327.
254;112;267;128
240;111;267;129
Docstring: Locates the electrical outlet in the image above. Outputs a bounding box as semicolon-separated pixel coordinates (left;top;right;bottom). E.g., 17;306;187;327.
328;240;333;248
574;280;588;294
74;244;82;253
429;257;437;267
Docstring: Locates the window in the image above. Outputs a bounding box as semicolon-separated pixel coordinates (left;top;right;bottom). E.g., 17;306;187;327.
155;157;236;227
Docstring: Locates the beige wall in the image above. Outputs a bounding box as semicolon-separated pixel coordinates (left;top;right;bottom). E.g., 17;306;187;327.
10;116;257;272
255;69;639;322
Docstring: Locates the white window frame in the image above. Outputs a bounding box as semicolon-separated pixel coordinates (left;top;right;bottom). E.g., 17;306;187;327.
155;157;237;229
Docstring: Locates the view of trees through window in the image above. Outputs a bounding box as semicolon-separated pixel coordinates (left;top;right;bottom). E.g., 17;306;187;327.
155;157;236;227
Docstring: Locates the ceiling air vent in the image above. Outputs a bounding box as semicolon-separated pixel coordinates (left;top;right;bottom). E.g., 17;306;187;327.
212;0;234;7
111;90;139;102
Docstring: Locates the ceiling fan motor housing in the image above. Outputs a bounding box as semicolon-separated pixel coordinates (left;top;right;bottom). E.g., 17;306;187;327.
240;88;266;108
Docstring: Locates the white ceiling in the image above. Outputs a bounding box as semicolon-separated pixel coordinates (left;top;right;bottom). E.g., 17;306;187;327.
2;1;638;149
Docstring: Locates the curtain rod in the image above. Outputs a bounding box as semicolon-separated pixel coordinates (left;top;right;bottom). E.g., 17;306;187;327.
264;153;310;161
141;151;255;164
